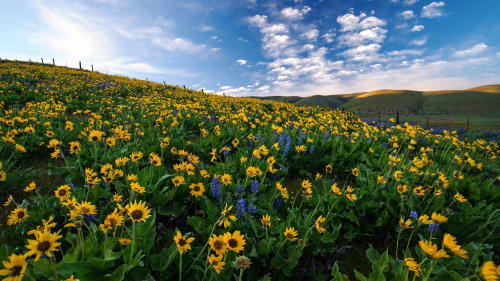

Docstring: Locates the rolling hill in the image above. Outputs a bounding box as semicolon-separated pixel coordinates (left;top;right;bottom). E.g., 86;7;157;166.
254;85;500;117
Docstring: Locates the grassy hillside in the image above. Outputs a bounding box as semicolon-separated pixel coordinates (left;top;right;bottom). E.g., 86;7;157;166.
257;87;500;115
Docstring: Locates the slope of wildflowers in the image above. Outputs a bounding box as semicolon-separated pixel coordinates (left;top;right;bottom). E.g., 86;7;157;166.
0;60;499;281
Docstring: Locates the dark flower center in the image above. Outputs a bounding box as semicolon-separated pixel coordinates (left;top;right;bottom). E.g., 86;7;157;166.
108;218;117;225
37;241;51;252
194;186;200;192
214;240;223;249
228;239;238;248
17;211;26;218
178;238;186;246
131;210;143;220
58;190;66;196
11;265;23;276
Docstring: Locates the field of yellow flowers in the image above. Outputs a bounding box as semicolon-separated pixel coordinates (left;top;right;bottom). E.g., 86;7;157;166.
0;60;499;281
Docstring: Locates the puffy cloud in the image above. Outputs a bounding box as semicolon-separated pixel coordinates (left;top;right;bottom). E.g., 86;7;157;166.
247;14;268;27
300;28;319;41
401;10;415;19
403;0;418;5
387;49;423;56
199;25;214;32
422;2;446;18
281;6;311;21
410;25;424;32
321;32;335;43
339;27;387;46
337;13;386;31
410;38;427;46
454;43;488;57
236;59;248;65
342;43;382;62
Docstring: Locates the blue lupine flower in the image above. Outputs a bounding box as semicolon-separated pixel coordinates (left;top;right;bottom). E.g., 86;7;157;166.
211;177;221;198
289;123;294;130
324;131;330;140
247;205;257;214
274;199;282;211
250;180;259;194
309;145;315;154
236;185;244;194
409;211;419;219
236;199;246;218
283;137;291;154
223;149;230;156
84;215;96;224
428;223;439;232
382;142;388;148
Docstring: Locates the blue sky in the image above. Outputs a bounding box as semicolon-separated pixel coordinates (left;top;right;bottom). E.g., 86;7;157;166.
1;0;499;96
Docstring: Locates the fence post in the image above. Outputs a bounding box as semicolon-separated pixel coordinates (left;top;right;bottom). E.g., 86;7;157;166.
41;58;44;64
163;81;166;85
378;111;381;122
426;116;429;128
29;59;32;63
91;64;94;72
52;58;55;65
396;111;400;125
79;61;82;70
466;117;469;131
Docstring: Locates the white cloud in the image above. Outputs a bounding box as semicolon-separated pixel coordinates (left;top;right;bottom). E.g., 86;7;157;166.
342;44;382;61
403;0;418;5
236;59;248;65
410;25;424;32
152;37;207;54
422;1;446;18
339;27;387;47
337;13;386;32
248;15;268;27
300;28;319;41
247;16;297;58
410;38;427;46
387;49;423;56
281;6;311;21
199;25;214;32
321;32;335;43
401;10;415;19
454;43;488;57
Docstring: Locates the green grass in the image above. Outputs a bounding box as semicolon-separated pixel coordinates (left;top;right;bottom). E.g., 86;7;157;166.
358;113;500;131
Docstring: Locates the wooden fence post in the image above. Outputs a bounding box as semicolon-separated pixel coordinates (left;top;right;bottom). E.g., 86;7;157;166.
426;116;429;128
41;58;44;64
378;111;381;122
52;58;55;65
396;111;400;124
79;61;82;70
91;64;94;72
466;117;469;131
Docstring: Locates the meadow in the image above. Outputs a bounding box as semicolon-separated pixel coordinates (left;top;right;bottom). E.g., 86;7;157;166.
0;60;499;281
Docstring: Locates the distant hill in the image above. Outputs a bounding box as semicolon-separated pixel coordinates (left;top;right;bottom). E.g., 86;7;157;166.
253;85;500;116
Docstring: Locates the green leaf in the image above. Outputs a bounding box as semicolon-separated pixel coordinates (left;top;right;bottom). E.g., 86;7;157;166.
354;269;368;281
